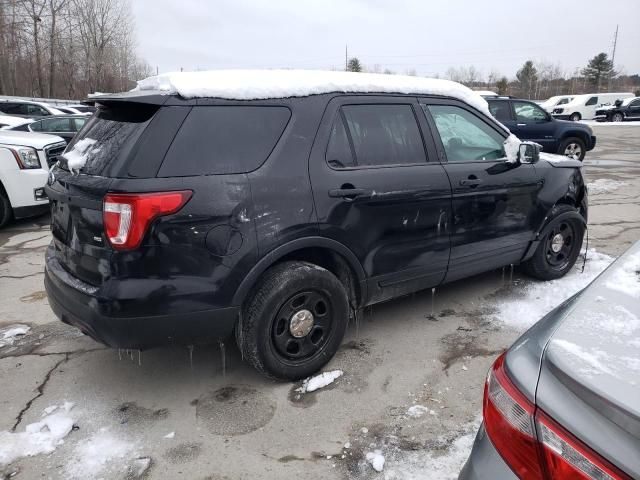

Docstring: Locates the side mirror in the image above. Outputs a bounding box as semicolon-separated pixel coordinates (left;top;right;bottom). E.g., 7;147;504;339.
518;141;540;164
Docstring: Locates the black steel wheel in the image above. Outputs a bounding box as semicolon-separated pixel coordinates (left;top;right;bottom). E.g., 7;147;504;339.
238;261;349;380
544;221;576;270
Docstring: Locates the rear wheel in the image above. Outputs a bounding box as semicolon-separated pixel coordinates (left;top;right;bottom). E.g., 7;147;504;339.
522;205;584;280
237;261;349;380
612;112;624;122
558;137;586;161
0;191;12;229
569;112;581;122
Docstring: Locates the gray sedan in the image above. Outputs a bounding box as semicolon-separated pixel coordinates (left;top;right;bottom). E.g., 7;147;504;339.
460;241;640;480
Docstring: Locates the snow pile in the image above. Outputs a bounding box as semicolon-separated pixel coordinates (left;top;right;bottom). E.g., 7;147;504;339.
407;405;437;418
134;69;490;115
503;134;522;163
65;428;136;479
0;403;75;466
296;370;343;394
493;250;613;330
366;450;385;472
0;324;30;347
605;252;640;298
384;418;481;480
62;138;99;173
539;152;577;164
587;179;627;195
163;431;175;439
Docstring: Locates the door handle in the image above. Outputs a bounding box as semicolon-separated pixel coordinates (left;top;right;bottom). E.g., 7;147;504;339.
459;178;483;187
328;187;370;199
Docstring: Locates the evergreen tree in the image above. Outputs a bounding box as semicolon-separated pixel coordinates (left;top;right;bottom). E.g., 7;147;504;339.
496;77;509;96
516;60;538;99
582;53;617;90
347;57;362;72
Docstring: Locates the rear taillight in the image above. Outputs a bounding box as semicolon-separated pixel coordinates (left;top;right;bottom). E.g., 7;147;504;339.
103;191;192;250
484;353;632;480
484;353;545;480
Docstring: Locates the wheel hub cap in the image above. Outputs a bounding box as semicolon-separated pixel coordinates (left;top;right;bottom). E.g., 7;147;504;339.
551;233;564;253
289;309;314;338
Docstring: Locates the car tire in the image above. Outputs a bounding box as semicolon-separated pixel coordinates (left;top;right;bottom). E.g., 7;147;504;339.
0;190;12;229
522;205;585;281
612;112;624;122
569;112;581;122
558;137;586;161
237;261;349;380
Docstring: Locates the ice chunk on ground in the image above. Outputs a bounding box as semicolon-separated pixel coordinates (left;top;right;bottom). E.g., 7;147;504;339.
366;450;385;472
42;405;58;416
62;138;98;173
605;252;640;298
296;370;343;394
65;428;136;479
0;324;30;347
492;249;613;330
407;405;436;418
134;70;491;116
0;406;75;466
163;431;175;439
587;179;627;195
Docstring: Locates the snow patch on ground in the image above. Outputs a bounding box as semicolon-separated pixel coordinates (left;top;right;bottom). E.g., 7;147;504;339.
581;120;640;126
0;324;30;347
384;418;481;480
605;252;640;298
587;179;627;195
407;405;437;418
0;403;75;466
296;370;343;394
492;250;613;330
65;428;136;479
134;70;491;116
62;138;99;173
366;450;385;472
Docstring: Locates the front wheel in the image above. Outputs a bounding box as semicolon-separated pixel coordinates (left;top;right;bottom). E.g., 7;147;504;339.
612;112;624;122
0;191;12;229
558;137;586;161
522;206;585;281
237;261;349;380
569;112;581;122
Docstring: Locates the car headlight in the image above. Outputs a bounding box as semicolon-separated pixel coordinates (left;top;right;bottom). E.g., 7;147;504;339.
12;147;41;169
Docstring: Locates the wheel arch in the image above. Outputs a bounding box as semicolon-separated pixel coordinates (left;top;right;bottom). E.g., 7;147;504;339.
560;130;590;147
232;236;367;309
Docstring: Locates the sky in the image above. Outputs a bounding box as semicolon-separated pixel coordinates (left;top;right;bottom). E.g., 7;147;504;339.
131;0;640;80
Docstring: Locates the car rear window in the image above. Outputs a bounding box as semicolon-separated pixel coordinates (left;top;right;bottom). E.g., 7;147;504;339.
158;106;291;176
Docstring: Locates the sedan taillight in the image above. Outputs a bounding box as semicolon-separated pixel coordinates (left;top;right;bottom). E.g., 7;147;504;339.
484;353;632;480
103;191;192;250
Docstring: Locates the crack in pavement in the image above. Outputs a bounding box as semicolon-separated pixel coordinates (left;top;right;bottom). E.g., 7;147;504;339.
11;353;68;432
0;272;44;280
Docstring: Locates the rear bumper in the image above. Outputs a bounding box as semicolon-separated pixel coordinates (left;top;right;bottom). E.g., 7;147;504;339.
458;425;517;480
45;245;238;349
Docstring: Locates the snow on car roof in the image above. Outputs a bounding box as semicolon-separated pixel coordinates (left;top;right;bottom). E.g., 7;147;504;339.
134;69;490;115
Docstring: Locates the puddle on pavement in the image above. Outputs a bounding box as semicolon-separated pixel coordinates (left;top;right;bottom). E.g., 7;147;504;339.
116;402;169;426
164;442;202;464
195;385;276;435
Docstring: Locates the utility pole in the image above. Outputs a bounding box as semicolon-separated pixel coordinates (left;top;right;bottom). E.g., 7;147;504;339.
345;45;348;71
609;25;618;91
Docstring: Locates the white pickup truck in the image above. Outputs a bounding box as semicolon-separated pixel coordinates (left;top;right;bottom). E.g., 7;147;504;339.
0;130;66;228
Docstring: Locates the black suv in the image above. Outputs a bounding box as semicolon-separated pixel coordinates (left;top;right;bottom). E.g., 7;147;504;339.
595;97;640;122
44;81;588;380
485;96;596;161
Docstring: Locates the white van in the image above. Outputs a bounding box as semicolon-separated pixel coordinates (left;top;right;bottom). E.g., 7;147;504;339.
551;92;634;121
540;95;574;113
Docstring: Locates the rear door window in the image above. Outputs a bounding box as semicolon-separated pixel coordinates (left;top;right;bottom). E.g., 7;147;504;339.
513;101;548;122
338;104;426;167
159;106;291;176
326;115;356;169
41;117;73;132
487;100;512;122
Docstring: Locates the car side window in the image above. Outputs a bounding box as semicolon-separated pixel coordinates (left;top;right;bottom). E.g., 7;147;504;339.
29;121;43;131
487;101;512;122
26;104;49;116
73;117;87;131
42;118;71;132
338;104;426;167
630;100;640;108
326;114;355;168
423;104;505;162
557;98;569;105
585;96;598;106
513;101;548;122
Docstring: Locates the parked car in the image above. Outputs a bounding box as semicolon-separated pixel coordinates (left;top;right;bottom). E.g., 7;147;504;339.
595;96;640;122
551;92;634;121
539;95;574;113
0;130;66;228
0;114;32;129
44;71;588;380
485;96;596;160
0;99;65;119
8;114;88;144
459;240;640;480
56;105;94;115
